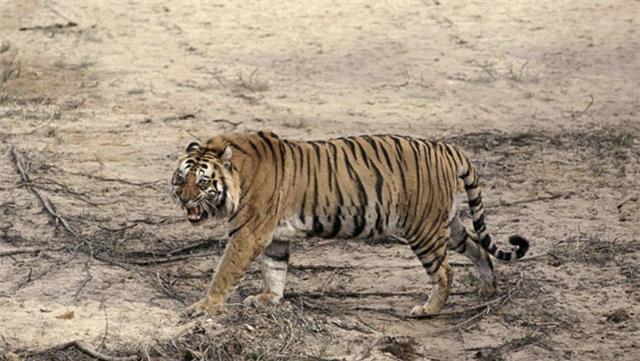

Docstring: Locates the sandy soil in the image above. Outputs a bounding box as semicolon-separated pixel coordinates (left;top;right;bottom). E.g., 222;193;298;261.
1;0;639;360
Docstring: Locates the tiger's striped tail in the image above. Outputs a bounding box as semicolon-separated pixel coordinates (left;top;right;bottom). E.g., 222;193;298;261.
459;157;529;261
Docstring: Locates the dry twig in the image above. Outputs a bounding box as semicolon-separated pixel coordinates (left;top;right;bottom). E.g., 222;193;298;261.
20;340;139;361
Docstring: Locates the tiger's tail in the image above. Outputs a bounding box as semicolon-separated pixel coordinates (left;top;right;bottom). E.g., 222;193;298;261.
458;154;529;262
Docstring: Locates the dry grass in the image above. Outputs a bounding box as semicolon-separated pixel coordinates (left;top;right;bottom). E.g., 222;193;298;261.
551;235;638;266
233;69;270;93
0;52;20;84
449;125;637;156
153;304;329;361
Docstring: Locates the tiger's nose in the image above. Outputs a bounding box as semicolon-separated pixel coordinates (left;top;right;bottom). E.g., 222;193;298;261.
178;194;192;204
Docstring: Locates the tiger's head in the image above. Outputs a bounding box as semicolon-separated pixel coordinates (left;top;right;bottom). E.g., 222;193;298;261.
170;141;240;224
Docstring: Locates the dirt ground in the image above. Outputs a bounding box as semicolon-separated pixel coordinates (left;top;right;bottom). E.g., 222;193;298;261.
1;0;639;360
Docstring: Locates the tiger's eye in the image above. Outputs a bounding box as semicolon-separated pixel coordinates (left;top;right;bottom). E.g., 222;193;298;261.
198;179;209;188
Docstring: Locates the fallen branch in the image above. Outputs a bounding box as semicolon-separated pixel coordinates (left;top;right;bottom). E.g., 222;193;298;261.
289;261;472;272
166;238;225;256
571;95;595;119
488;191;575;208
10;147;79;237
118;251;219;266
211;118;242;127
18;21;77;32
20;340;139;361
0;246;64;257
51;166;163;187
287;289;475;300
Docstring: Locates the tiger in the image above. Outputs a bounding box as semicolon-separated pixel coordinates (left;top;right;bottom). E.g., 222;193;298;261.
170;131;529;318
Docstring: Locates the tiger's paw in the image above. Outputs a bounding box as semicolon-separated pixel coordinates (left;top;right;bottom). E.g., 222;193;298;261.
410;304;440;318
182;298;223;320
243;291;282;307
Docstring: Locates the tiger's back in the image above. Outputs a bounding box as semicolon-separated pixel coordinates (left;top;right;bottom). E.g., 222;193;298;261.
270;135;461;243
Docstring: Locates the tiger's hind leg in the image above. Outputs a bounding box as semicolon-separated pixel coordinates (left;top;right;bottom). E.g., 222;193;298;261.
408;226;454;317
448;214;496;297
243;239;290;306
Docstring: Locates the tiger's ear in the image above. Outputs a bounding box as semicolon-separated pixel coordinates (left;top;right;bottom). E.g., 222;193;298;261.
186;141;200;153
221;145;232;169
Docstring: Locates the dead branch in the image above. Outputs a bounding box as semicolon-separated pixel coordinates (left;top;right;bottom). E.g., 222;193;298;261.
93;254;144;274
162;113;196;122
18;22;77;32
518;252;556;263
0;246;64;257
51;166;162;187
211;118;242;127
10;147;79;237
289;261;472;272
166;238;225;256
488;191;575;208
119;251;219;266
287;289;475;300
20;340;139;361
571;95;594;119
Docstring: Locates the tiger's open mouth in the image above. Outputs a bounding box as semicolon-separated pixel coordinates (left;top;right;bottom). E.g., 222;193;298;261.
186;205;209;224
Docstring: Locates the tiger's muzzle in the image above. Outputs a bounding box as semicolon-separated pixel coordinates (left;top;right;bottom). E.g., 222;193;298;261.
186;204;209;224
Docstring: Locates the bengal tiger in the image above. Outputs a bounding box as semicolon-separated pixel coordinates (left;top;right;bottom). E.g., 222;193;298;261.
170;131;529;318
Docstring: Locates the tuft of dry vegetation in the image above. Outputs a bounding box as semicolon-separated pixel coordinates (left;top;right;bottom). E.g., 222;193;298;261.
233;69;271;93
551;235;638;266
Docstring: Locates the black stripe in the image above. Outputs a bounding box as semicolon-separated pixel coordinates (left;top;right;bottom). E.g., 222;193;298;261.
300;191;307;224
326;211;342;238
228;215;254;238
258;131;276;156
307;215;324;237
481;234;492;249
472;218;485;231
278;140;287;182
468;195;482;208
248;140;263;161
351;211;366;238
325;147;333;192
464;178;478;190
310;166;320;232
379;142;395;171
283;140;298;185
362;135;382;162
310;142;322;164
415;236;443;258
354;139;372;168
226;140;250;156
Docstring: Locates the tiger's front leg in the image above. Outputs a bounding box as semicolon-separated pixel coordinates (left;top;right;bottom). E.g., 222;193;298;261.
244;239;290;307
183;215;277;318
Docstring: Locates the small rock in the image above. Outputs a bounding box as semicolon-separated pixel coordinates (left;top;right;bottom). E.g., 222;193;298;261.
606;308;630;323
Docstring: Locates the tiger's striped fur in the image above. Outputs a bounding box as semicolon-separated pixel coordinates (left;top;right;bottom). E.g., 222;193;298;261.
171;131;529;317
